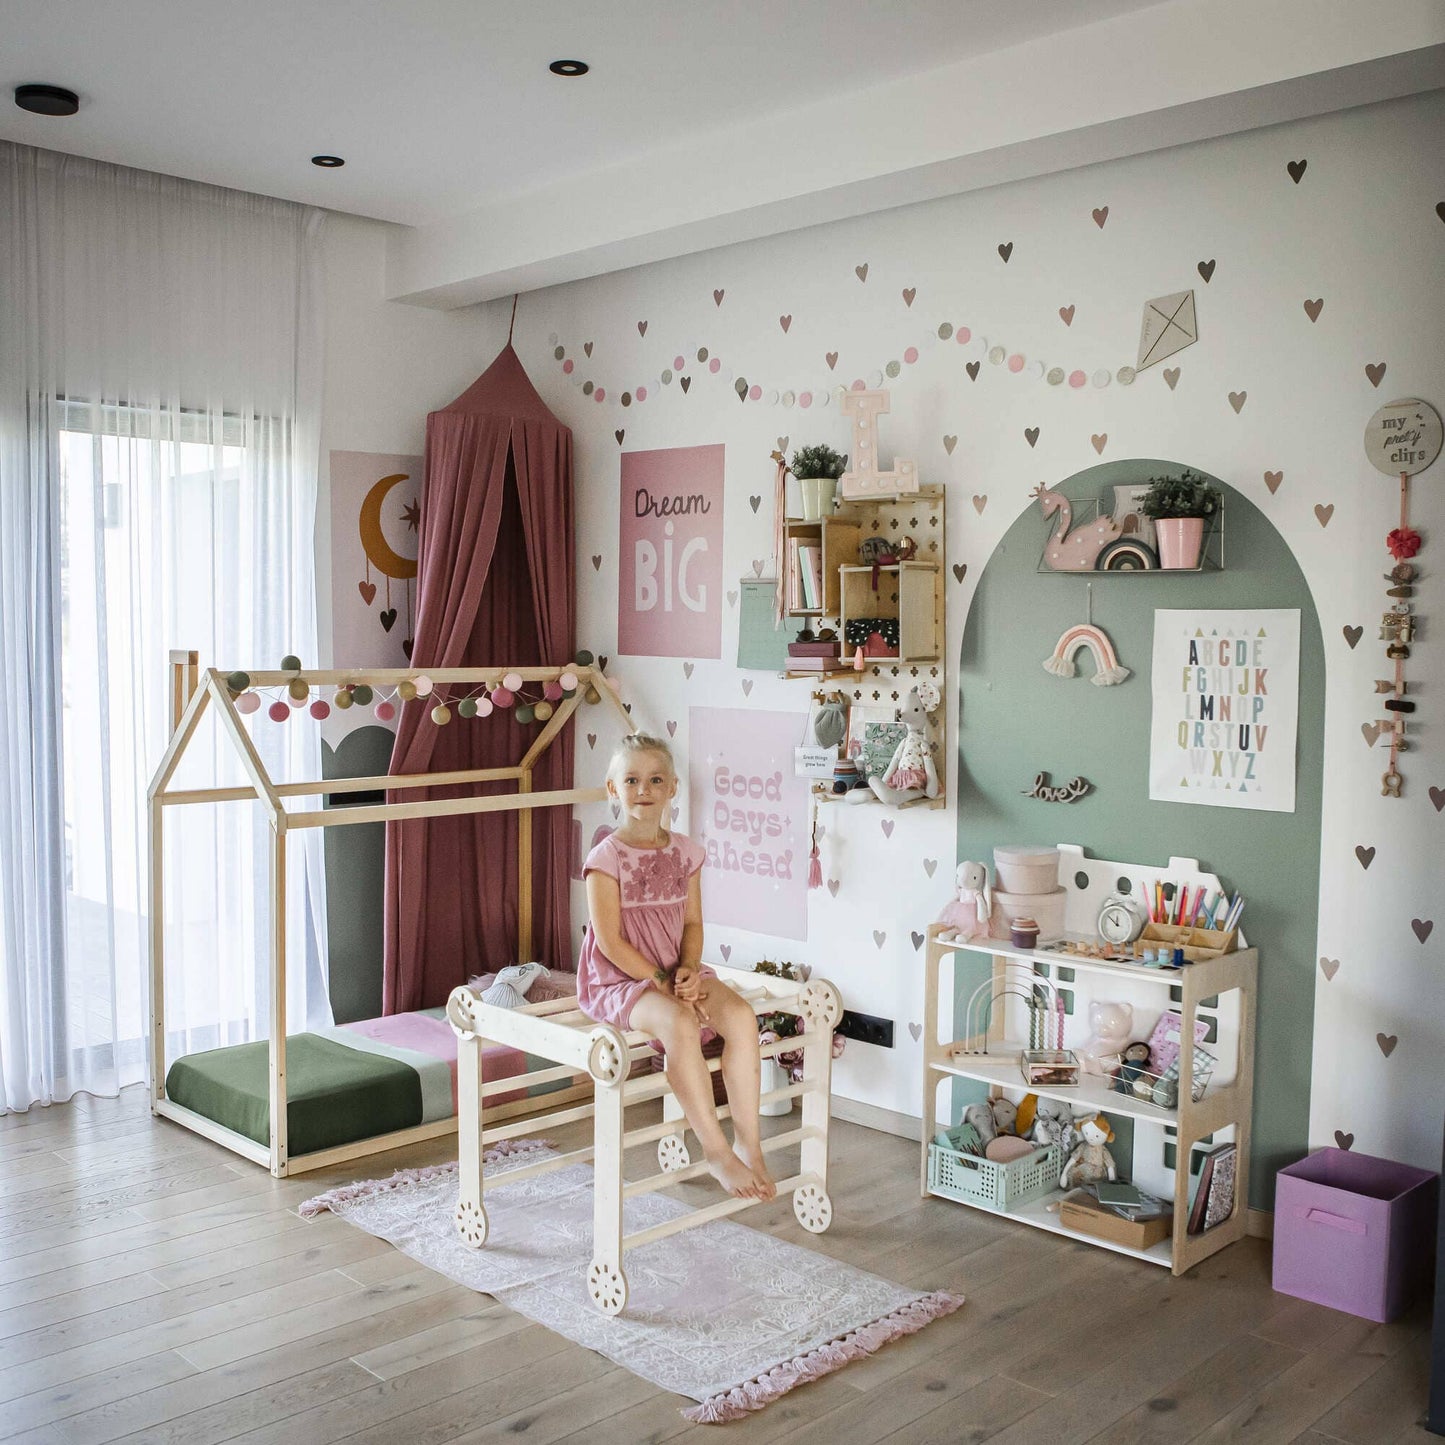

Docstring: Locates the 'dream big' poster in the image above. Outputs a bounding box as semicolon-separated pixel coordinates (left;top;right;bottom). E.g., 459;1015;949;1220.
618;445;724;658
1148;609;1301;813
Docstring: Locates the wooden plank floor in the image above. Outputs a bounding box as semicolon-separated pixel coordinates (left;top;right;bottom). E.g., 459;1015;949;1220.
0;1086;1433;1444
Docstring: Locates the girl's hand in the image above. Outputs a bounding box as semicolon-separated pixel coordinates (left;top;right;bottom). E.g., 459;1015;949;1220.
672;964;702;1002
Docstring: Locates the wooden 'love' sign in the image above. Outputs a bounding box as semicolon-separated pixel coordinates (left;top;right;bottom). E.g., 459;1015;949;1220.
1022;772;1092;803
1365;398;1441;478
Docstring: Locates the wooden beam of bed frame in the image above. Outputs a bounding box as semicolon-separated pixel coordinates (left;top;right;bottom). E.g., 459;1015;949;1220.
150;653;639;1177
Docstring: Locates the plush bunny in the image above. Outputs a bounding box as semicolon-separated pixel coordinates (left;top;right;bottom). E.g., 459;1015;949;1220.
870;685;940;805
1059;1113;1118;1189
989;1097;1019;1136
962;1102;997;1148
936;861;992;942
1077;1000;1134;1075
480;962;551;1009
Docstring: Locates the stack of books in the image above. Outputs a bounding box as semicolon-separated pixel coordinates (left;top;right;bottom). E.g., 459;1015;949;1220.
787;539;824;611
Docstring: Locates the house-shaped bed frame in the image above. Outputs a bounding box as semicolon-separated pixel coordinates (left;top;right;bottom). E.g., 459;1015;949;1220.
147;649;633;1177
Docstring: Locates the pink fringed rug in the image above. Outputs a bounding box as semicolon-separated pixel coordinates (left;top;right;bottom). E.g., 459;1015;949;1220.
300;1143;962;1423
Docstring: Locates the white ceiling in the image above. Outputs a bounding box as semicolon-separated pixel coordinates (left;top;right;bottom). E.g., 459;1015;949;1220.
4;0;1444;307
0;0;1166;226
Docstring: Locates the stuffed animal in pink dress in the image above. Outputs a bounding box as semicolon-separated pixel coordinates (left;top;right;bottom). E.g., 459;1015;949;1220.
935;861;992;942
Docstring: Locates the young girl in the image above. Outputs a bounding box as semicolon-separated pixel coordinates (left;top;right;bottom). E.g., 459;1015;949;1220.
578;734;775;1202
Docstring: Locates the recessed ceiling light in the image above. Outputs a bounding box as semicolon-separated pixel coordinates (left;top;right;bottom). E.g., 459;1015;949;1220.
14;84;80;117
311;155;345;168
548;60;589;77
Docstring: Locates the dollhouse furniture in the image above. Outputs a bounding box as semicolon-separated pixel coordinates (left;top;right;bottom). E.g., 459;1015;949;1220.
148;650;632;1178
448;964;842;1314
921;845;1257;1276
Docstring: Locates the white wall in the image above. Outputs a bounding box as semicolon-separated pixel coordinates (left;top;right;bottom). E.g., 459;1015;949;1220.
316;212;508;679
499;93;1445;1165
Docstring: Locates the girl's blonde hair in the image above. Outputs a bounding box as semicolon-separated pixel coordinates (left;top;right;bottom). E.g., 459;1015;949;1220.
606;733;676;783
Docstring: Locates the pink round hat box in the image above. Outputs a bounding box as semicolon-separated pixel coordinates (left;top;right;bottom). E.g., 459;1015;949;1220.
994;845;1061;895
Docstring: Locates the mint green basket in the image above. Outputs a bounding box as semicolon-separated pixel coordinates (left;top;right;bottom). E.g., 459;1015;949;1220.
927;1137;1064;1211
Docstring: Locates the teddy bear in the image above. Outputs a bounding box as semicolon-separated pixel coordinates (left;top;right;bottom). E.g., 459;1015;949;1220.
1059;1113;1118;1189
869;684;941;805
1030;1097;1079;1155
1077;999;1134;1076
935;861;992;942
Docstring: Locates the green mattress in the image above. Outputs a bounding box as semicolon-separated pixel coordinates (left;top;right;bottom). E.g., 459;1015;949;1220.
165;1034;424;1156
165;1006;574;1159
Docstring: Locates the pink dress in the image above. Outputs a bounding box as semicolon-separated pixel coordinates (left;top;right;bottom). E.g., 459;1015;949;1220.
577;830;715;1033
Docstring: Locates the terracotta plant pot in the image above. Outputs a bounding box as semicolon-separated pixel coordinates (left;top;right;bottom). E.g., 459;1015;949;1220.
1155;516;1205;569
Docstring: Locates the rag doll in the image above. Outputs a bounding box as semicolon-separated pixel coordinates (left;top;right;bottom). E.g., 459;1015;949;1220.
1059;1113;1118;1189
1077;1000;1134;1075
1113;1040;1152;1093
480;962;551;1009
935;861;992;942
870;683;941;805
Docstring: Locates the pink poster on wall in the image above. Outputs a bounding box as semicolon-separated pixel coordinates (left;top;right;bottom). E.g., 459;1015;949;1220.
688;707;809;941
329;450;422;669
618;445;724;658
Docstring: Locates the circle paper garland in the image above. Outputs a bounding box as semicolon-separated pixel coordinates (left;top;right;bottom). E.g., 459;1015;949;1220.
548;311;1143;408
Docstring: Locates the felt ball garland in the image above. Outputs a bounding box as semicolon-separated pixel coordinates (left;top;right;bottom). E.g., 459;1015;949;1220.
224;651;617;729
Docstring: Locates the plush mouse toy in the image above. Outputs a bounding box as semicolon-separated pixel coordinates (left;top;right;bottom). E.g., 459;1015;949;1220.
935;861;992;942
870;684;941;805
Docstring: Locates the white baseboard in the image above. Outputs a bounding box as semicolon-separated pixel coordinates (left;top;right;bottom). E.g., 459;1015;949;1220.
831;1096;922;1141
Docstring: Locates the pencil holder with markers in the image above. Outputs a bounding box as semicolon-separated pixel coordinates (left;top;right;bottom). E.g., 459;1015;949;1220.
1138;922;1237;962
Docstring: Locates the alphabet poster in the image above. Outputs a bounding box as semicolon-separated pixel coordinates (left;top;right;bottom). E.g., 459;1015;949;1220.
1148;609;1301;812
689;706;809;940
618;445;724;658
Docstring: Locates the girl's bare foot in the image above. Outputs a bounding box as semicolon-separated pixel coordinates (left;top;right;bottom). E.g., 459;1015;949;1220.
706;1149;761;1199
739;1146;777;1201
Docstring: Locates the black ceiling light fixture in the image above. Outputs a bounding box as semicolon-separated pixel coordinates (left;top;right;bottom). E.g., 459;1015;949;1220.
548;59;589;77
14;83;80;116
310;155;345;168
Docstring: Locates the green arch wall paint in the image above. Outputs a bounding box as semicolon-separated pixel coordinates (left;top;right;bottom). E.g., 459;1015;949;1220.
322;725;395;1023
954;460;1324;1211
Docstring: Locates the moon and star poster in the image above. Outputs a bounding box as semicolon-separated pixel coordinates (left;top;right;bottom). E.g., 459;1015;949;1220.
1148;609;1301;812
329;450;421;673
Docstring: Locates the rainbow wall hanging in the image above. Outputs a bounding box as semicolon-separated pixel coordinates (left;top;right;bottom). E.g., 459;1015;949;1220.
1042;623;1131;686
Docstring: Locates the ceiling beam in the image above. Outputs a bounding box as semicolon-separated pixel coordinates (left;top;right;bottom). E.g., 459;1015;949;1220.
385;0;1445;310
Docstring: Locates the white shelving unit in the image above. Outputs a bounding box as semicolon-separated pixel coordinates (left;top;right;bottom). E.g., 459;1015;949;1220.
920;848;1257;1277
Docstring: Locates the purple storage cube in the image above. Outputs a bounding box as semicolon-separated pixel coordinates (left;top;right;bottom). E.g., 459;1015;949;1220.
1273;1147;1438;1323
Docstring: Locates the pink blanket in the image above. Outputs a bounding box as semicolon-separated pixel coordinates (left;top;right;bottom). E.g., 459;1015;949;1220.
342;1011;528;1111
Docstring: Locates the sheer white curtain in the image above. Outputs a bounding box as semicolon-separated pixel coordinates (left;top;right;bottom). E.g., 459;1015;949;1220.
0;141;330;1113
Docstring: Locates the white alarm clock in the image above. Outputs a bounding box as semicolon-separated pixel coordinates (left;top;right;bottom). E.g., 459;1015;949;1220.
1097;893;1148;946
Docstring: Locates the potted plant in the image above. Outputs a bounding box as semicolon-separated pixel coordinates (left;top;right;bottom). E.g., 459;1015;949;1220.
790;443;848;522
1139;469;1222;569
753;959;846;1114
